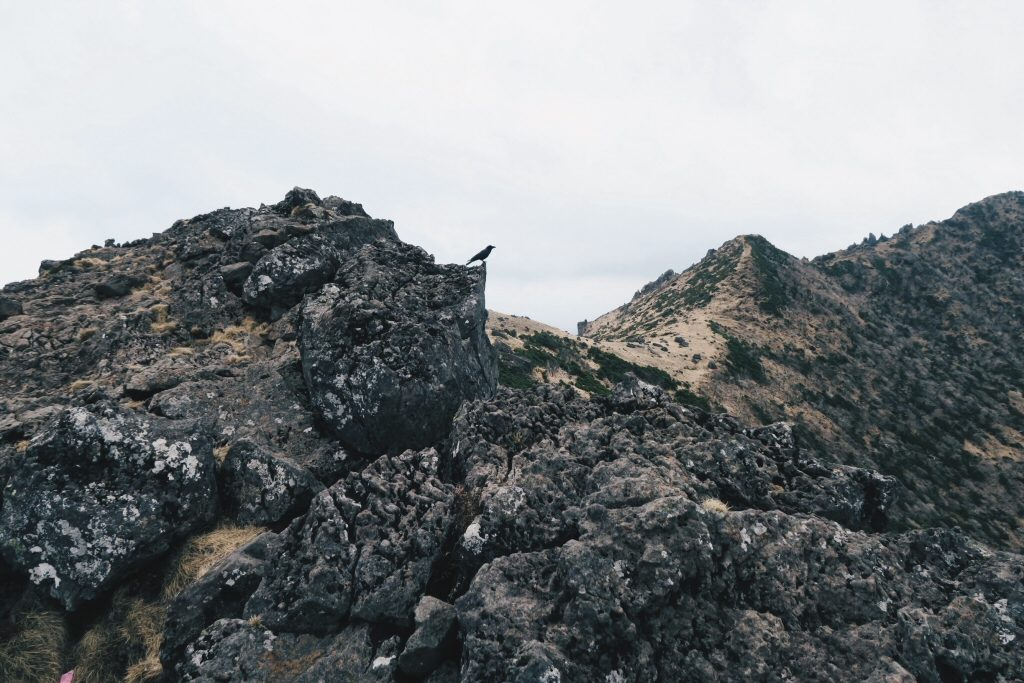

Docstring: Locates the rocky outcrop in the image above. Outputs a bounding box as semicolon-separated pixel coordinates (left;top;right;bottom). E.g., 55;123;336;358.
0;188;1020;682
300;240;498;455
0;404;217;609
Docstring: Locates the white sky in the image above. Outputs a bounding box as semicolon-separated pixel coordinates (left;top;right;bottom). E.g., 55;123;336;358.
2;2;1022;331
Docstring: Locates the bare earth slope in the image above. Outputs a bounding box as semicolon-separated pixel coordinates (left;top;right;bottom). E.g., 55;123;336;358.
576;192;1024;551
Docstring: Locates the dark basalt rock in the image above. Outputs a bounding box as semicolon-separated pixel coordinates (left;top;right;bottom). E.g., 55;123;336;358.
219;440;323;526
180;620;398;682
241;217;399;315
397;596;458;677
243;448;454;633
300;240;497;455
93;273;147;299
0;295;22;321
161;531;280;678
0;404;218;610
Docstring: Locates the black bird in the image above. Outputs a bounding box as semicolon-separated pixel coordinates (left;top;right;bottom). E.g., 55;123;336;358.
467;245;495;265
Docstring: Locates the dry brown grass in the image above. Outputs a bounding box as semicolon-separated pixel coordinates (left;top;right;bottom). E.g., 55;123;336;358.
72;524;264;682
162;523;264;600
68;378;99;392
74;257;109;270
700;497;731;514
73;619;122;683
207;318;269;355
167;346;196;357
77;327;100;341
15;439;30;453
147;303;178;334
0;607;67;683
213;445;230;463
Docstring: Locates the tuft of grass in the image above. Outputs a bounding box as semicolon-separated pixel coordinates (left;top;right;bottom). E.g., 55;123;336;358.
15;439;30;453
72;524;265;682
0;607;68;683
77;327;100;341
68;379;98;393
162;524;264;600
147;303;178;334
213;445;230;463
205;318;269;364
700;497;730;514
167;346;196;357
74;257;109;270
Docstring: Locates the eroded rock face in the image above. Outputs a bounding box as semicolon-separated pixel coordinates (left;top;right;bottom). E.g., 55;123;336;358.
0;404;217;609
243;448;454;633
300;240;498;454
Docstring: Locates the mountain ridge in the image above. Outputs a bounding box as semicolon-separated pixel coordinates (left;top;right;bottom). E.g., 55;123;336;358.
565;191;1024;551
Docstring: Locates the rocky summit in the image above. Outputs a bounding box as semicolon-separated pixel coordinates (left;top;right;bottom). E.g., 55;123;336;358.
0;190;1021;682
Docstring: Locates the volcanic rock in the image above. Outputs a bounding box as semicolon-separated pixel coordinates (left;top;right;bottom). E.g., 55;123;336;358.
0;404;217;609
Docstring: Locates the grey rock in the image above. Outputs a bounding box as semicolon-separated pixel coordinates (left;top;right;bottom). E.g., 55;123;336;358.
300;240;497;454
220;440;323;526
0;295;23;321
93;273;147;299
242;216;398;315
397;596;457;677
0;404;217;609
244;449;453;633
180;621;395;682
161;532;280;677
219;261;253;290
243;485;358;634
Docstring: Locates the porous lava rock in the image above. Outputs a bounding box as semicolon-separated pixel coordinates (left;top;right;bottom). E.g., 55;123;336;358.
243;448;454;633
299;240;497;454
0;403;217;609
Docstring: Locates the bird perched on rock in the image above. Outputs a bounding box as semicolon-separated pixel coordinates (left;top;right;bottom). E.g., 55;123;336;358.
467;245;495;265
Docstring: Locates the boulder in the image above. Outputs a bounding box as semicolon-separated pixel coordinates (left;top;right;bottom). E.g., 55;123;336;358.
397;596;458;677
219;441;323;526
161;531;279;677
300;240;497;454
93;273;147;299
0;295;23;321
0;404;218;609
242;217;398;315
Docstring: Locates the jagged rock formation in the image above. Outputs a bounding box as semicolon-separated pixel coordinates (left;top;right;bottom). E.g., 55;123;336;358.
0;189;1020;682
576;193;1024;552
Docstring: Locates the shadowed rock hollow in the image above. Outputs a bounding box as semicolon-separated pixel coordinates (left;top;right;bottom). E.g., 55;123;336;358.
0;190;1020;682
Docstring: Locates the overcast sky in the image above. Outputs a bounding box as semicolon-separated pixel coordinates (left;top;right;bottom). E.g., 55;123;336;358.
2;2;1022;331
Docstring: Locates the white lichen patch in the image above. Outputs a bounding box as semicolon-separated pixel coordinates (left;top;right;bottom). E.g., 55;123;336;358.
371;655;395;670
462;517;487;554
29;562;60;586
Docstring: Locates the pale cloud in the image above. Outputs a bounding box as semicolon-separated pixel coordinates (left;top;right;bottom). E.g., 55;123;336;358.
1;1;1022;330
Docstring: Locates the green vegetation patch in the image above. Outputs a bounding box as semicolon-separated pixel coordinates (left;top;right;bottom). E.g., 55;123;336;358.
709;320;767;382
675;245;742;309
746;235;790;315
